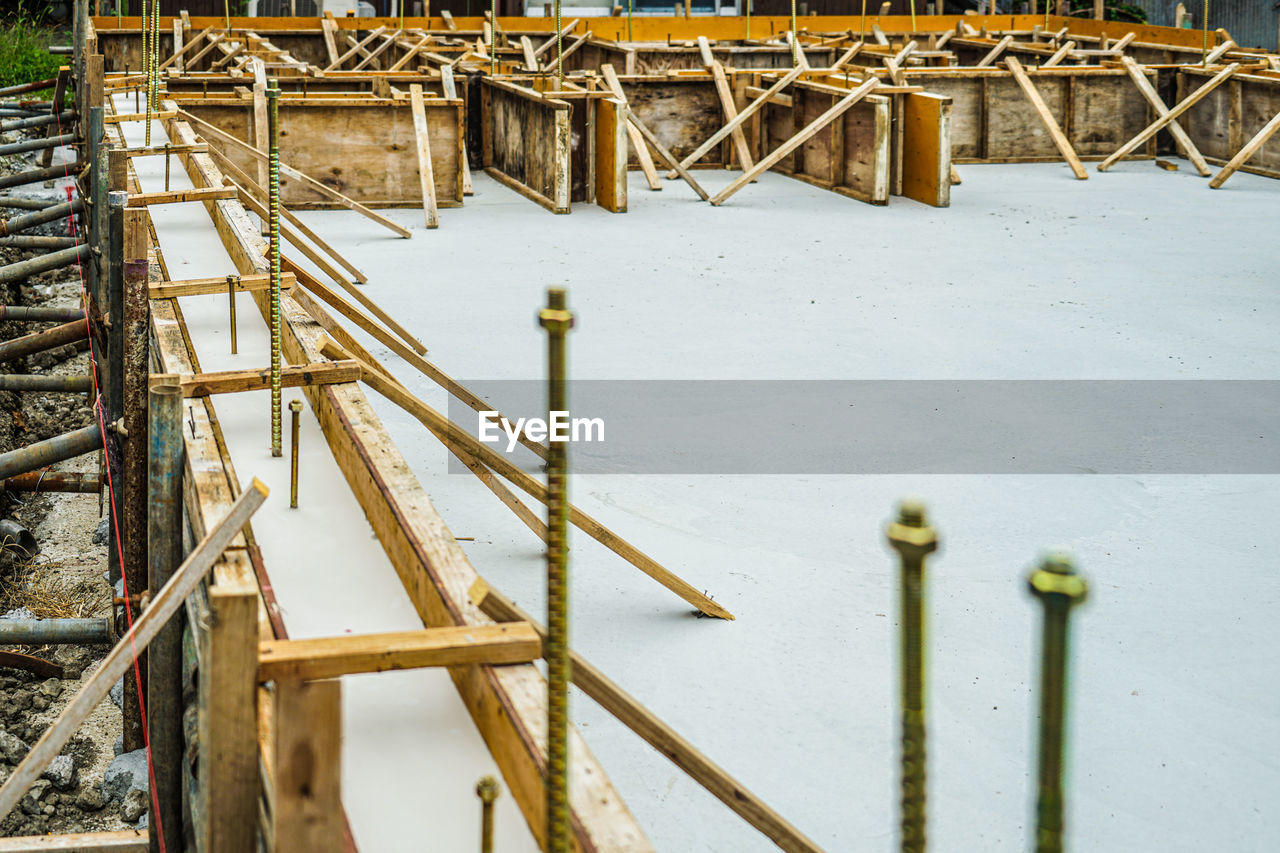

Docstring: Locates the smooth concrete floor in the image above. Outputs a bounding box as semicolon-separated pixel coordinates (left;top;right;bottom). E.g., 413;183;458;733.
290;162;1279;853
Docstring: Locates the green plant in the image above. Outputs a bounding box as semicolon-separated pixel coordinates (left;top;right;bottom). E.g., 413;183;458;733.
0;1;66;95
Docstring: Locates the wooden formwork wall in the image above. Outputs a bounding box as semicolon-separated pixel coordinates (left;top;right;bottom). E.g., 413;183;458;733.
576;41;835;75
176;98;465;207
618;76;731;169
1179;69;1280;180
904;68;1154;162
481;79;571;213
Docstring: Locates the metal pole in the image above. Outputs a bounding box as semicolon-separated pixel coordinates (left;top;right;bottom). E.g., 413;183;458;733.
476;776;500;853
1028;552;1088;853
0;319;88;362
0;618;112;645
886;499;938;853
0;245;90;286
0;424;103;480
227;274;238;354
267;83;282;457
0;162;86;191
538;287;574;853
0;306;84;322
0;134;77;157
0;199;85;238
0;236;79;250
289;399;302;508
0;375;94;393
2;471;101;493
0;113;78;134
147;381;184;853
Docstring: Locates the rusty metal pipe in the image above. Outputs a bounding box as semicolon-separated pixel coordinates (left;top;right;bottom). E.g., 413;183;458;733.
0;111;75;133
0;374;93;392
0;78;57;97
0;197;64;211
0;134;76;157
0;617;112;645
0;244;89;286
0;519;36;557
0;161;84;191
0;236;79;251
0;318;89;362
0;198;84;238
1;471;101;493
0;423;103;480
0;306;85;322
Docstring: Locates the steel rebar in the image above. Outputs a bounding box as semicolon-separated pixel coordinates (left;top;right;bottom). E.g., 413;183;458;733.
227;274;238;354
539;287;574;853
0;618;111;645
0;374;93;393
1028;552;1089;853
268;83;282;457
0;423;103;481
0;198;84;238
887;500;938;853
0;318;89;362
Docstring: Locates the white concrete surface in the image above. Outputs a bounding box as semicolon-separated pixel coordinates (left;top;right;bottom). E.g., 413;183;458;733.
283;163;1280;852
112;98;540;853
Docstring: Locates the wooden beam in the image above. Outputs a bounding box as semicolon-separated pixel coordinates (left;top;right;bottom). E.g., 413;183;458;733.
181;360;360;398
350;30;399;72
598;65;662;191
830;41;865;70
1004;58;1087;180
320;339;735;621
105;110;178;124
1099;64;1240;172
175;108;413;238
1209;107;1280;188
0;831;147;852
521;35;539;71
259;623;542;681
1119;57;1210;176
671;64;807;176
160;24;213;71
409;84;439;229
320;14;340;66
149;271;294;299
470;579;821;853
532;19;581;60
118;142;209;156
697;38;754;174
1041;40;1076;68
711;78;881;205
126;186;237;207
975;35;1014;68
388;33;431;72
272;679;343;853
0;481;268;822
600;65;708;201
1204;39;1236;66
324;25;387;71
439;66;474;196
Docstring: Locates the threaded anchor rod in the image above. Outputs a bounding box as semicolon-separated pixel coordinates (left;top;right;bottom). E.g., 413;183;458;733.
267;82;282;457
539;287;574;853
476;775;500;853
887;499;938;853
1028;552;1088;853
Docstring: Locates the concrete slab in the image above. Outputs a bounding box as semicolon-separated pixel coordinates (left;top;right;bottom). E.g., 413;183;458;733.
289;164;1280;852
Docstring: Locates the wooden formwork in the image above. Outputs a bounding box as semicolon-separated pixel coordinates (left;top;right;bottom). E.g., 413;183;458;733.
1179;67;1280;180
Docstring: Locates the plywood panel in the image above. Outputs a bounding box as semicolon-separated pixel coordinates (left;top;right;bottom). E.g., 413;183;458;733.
901;92;951;208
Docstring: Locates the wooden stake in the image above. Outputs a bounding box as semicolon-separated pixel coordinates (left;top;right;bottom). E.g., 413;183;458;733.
0;481;268;823
1004;58;1087;180
1209;107;1280;188
409;84;440;229
711;78;880;205
471;579;816;851
1119;57;1210;176
1098;64;1240;172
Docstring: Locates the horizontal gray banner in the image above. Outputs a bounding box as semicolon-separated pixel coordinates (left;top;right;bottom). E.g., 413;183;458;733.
443;381;1280;474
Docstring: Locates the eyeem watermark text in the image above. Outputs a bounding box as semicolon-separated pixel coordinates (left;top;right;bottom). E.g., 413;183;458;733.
478;411;605;452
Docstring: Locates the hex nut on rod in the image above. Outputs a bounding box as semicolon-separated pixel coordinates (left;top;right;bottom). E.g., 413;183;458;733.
476;775;500;853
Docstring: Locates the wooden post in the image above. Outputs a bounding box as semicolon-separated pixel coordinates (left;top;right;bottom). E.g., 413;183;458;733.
120;208;150;754
273;679;343;853
409;84;439;228
146;381;184;853
1093;0;1104;20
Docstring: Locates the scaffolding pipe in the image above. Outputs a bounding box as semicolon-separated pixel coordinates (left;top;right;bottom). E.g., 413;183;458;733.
0;134;76;157
2;471;101;493
0;305;85;322
0;111;76;133
0;244;90;286
0;519;37;557
0;78;57;97
0;318;88;362
0;423;103;481
0;374;93;392
0;162;84;191
0;196;64;211
0;618;112;645
0;198;84;238
0;236;79;250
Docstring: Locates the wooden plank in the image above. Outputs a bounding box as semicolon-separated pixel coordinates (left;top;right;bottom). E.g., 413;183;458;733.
698;39;754;174
1099;63;1240;172
388;33;431;72
471;579;823;853
1209;107;1280;188
975;35;1014;68
181;360;360;398
175;107;413;238
1042;40;1075;67
711;77;880;205
901;92;951;207
106;109;178;123
125;186;237;206
324;25;387;71
320;14;340;67
259;623;542;681
273;679;343;853
252;78;269;209
0;831;147;852
350;30;399;72
409;84;440;229
0;482;268;823
149;271;293;299
439;66;473;196
1004;58;1087;180
521;35;539;71
1119;57;1210;176
594;97;628;213
172;20;184;72
159;25;213;71
598;68;662;191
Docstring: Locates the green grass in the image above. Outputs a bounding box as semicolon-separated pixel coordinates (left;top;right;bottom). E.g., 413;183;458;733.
0;3;67;95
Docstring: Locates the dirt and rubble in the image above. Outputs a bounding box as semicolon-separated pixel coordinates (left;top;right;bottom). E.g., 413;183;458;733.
1;137;136;836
